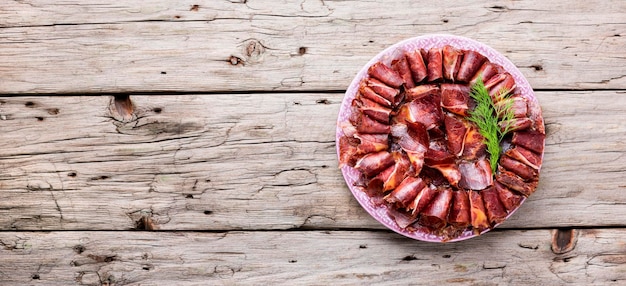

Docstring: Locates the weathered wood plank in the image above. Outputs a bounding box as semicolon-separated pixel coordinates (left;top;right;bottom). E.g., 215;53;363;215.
0;91;623;230
0;0;624;93
0;229;624;285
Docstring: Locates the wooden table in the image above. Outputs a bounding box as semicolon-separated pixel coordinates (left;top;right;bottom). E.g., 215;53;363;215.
1;1;624;285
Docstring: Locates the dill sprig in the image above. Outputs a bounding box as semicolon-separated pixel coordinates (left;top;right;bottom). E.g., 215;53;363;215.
466;77;517;173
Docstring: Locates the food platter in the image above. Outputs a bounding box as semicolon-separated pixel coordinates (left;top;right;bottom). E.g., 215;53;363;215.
336;34;545;242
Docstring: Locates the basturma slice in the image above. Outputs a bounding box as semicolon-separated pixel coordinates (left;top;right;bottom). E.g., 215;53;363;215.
448;189;471;228
419;188;453;229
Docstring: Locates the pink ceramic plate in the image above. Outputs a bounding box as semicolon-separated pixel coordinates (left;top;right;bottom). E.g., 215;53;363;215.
336;34;542;242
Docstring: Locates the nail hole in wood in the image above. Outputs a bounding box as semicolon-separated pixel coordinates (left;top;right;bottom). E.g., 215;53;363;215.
442;19;449;23
359;245;367;249
402;255;418;261
203;210;213;215
442;254;451;258
316;99;330;104
298;47;307;55
68;172;77;177
551;228;578;254
113;95;134;121
160;71;167;75
174;15;181;19
36;116;44;121
153;107;162;113
73;244;85;254
531;64;543;71
190;4;200;11
25;101;35;108
47;108;60;115
288;260;297;263
32;274;40;280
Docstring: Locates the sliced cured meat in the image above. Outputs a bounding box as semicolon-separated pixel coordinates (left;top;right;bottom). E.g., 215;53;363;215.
338;135;359;167
382;152;411;192
367;165;394;194
359;85;392;108
409;185;438;214
509;96;529;118
512;130;545;154
499;155;538;181
441;83;472;116
354;133;389;155
485;73;516;99
442;45;463;81
504;146;542;170
456;50;486;82
470;62;501;85
496;168;538;196
392;122;428;175
406;49;428;83
355;151;395;178
392;56;415;88
395;97;443;130
468;190;490;233
458;158;493;190
364;78;399;104
419;188;453;229
424;149;461;187
356;114;390;134
499;117;532;133
481;186;507;225
368;62;403;88
405;84;439;101
426;48;443;82
461;126;487;160
387;207;418;229
448;190;471;228
384;176;426;208
443;113;468;157
360;104;392;124
494;181;524;213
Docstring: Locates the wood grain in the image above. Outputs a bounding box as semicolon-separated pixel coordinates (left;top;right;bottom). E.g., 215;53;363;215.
0;91;623;231
0;0;624;94
0;229;624;285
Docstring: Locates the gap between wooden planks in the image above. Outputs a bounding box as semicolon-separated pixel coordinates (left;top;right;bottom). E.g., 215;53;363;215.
0;229;624;285
0;91;624;231
0;0;624;94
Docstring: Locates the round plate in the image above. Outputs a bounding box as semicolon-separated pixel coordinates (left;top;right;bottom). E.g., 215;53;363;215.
336;34;541;242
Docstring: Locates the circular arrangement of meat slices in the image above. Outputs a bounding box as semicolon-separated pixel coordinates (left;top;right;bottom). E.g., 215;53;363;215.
338;36;545;242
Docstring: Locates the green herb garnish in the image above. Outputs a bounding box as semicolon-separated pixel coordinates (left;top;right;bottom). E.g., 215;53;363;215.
467;78;517;173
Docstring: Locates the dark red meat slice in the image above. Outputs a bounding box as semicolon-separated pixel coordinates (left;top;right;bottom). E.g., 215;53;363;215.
406;49;428;83
338;135;359;167
395;97;442;130
448;190;471;228
481;186;507;225
368;62;403;88
382;152;411;192
512;130;545;154
508;96;529;118
419;188;453;229
424;149;461;187
384;176;426;208
496;168;538;196
504;146;542;170
485;73;516;99
392;56;415;88
359;85;392;108
387;207;419;229
461;126;487;160
392;122;429;174
409;185;438;214
356;114;390;134
456;50;486;82
364;78;399;103
355;151;395;178
500;155;538;181
441;83;472;116
354;133;389;155
499;117;532;133
360;104;392;124
405;84;439;101
470;62;501;85
442;45;463;81
367;165;393;194
426;48;443;82
494;181;524;213
458;158;493;190
468;190;490;232
443;113;468;157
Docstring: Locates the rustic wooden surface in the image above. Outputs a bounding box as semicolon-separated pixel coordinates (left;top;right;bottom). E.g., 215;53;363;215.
0;0;625;285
